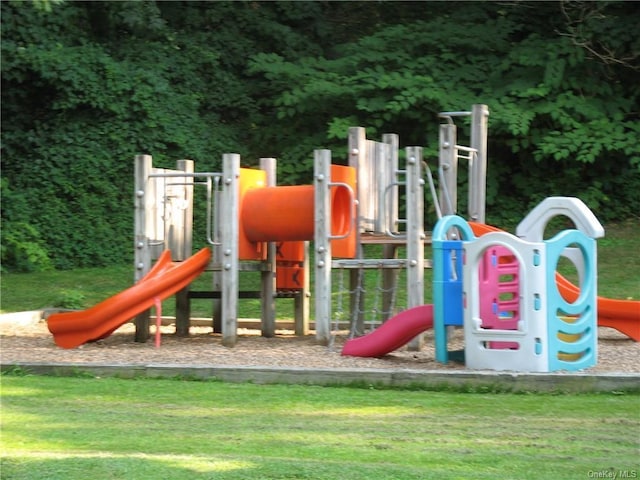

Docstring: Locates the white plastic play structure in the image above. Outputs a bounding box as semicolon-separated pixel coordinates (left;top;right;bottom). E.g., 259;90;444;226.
433;197;603;372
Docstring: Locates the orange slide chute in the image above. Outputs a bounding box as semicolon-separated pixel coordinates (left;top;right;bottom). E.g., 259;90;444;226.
554;273;640;341
469;222;640;341
47;248;211;349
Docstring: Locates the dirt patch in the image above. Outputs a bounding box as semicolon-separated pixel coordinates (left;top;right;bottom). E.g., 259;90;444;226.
1;321;638;373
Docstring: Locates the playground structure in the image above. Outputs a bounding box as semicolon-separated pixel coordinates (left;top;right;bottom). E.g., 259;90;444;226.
335;104;490;352
124;108;448;348
432;197;603;372
131;151;358;347
47;104;640;371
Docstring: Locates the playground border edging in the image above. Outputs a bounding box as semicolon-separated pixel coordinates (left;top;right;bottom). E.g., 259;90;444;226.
2;362;639;394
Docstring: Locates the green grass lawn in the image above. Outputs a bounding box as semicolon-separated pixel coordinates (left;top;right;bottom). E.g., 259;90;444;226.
1;375;639;480
1;223;639;479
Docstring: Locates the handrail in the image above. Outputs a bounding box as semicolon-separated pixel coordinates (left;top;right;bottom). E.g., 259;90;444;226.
327;181;356;240
382;180;407;239
148;171;224;247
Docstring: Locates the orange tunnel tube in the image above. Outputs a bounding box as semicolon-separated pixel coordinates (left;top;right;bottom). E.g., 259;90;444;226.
242;185;349;242
242;179;353;243
238;165;356;260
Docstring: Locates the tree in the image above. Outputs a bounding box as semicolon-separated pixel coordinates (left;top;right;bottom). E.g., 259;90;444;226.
0;1;343;270
248;1;640;223
2;1;638;271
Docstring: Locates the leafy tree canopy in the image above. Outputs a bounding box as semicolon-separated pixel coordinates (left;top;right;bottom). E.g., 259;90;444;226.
2;0;638;271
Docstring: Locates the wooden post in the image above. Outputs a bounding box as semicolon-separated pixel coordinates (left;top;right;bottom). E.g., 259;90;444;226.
294;241;310;336
260;157;277;338
382;133;399;234
134;154;153;343
373;141;385;233
175;159;194;337
381;243;398;322
212;176;223;333
347;128;366;334
348;127;368;234
175;159;194;261
439;123;458;216
221;154;240;347
406;147;425;351
469;104;489;223
314;149;332;345
381;133;399;321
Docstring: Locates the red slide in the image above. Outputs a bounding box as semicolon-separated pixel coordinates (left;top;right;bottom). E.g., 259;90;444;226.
47;248;211;349
469;222;640;341
341;304;434;357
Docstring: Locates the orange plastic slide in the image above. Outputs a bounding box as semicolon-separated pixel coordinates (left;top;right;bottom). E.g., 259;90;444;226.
469;222;640;341
47;248;211;349
554;273;639;341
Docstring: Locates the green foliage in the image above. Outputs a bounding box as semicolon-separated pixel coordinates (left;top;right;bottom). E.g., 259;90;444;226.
1;179;53;272
53;289;86;309
0;365;32;376
2;1;639;270
1;1;318;269
0;221;52;273
248;1;640;224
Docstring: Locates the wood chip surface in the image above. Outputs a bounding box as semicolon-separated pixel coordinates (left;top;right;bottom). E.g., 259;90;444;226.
1;321;637;374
